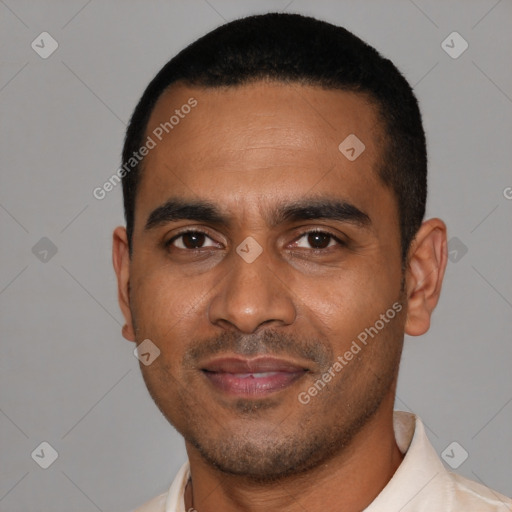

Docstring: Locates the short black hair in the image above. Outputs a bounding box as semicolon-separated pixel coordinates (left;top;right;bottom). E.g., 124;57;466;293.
122;12;427;261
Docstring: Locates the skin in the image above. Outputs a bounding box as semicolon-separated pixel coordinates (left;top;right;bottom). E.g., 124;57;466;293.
113;82;447;512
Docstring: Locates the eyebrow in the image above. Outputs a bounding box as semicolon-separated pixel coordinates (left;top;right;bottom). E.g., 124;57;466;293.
144;197;371;231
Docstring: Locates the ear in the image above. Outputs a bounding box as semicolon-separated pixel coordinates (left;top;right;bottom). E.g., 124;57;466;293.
404;218;448;336
112;226;136;342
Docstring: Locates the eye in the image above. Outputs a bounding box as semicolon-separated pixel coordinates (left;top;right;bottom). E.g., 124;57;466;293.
167;231;219;250
293;231;343;250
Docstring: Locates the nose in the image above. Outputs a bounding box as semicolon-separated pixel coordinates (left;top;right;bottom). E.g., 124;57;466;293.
208;247;296;333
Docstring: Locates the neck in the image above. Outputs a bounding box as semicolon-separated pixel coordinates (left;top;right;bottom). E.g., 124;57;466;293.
184;398;403;512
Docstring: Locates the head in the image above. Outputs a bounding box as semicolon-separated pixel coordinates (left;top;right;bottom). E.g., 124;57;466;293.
113;13;447;480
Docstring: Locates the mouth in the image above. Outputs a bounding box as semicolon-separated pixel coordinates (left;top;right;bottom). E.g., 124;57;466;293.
201;356;309;397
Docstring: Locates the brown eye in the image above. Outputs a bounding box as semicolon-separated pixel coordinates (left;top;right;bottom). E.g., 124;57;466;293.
169;231;217;250
294;231;339;250
182;232;205;249
307;232;332;249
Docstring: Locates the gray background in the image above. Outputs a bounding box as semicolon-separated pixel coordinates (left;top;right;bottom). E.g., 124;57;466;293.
1;0;511;511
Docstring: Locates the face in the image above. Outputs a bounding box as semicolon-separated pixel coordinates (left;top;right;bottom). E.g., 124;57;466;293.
117;82;409;479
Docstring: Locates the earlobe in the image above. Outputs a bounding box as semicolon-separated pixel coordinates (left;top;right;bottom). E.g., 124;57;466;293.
112;226;136;342
404;218;448;337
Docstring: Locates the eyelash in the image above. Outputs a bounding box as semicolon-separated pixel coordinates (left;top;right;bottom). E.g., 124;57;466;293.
165;229;346;251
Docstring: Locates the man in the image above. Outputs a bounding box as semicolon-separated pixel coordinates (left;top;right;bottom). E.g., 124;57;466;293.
112;13;511;512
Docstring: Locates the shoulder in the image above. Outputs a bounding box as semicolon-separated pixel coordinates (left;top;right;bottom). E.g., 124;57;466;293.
131;492;168;512
448;471;512;511
129;461;190;512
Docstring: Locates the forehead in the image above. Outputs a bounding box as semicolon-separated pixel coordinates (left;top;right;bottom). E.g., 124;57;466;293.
145;81;383;163
136;82;392;226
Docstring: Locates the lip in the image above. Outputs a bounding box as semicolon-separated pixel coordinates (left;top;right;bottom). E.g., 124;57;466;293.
201;356;308;397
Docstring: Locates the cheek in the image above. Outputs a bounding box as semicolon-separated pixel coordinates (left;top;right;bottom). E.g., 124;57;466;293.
300;261;401;347
129;261;208;340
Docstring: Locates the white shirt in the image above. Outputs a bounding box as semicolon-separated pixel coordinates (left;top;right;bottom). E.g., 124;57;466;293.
133;411;512;511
